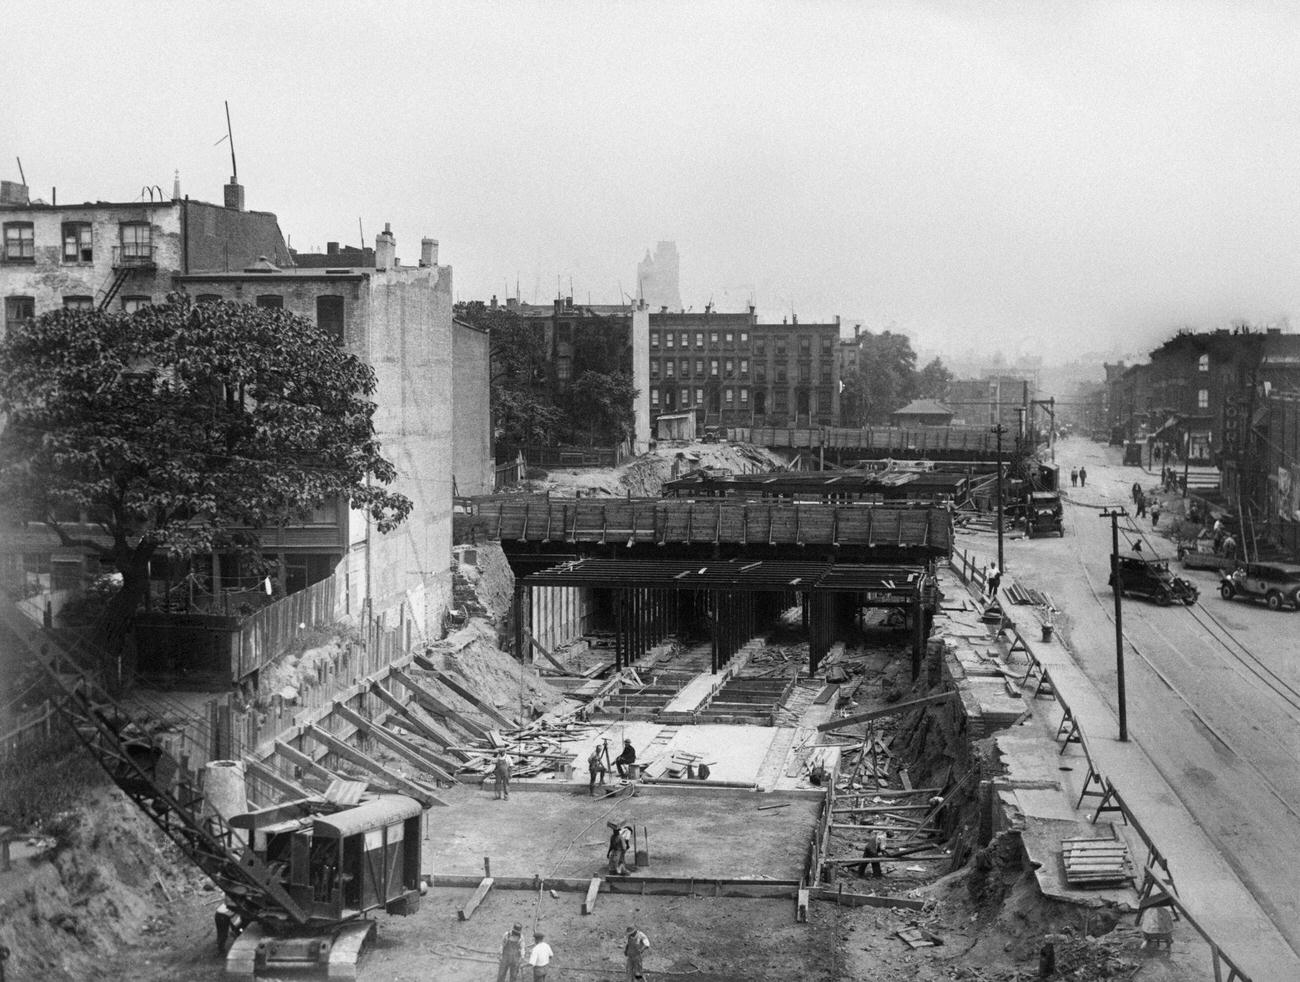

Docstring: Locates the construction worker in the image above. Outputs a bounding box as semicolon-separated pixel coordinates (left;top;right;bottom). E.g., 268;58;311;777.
1079;466;1087;487
607;823;633;875
588;745;608;796
614;739;637;779
214;902;245;954
858;831;886;878
983;562;1002;602
527;931;554;982
624;925;651;981
497;923;525;982
493;749;513;800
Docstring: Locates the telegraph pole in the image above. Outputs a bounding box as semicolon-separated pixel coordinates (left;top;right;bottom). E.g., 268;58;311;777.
1099;508;1129;742
992;424;1007;571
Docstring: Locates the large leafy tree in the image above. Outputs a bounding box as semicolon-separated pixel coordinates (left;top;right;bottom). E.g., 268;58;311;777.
916;357;953;402
841;329;919;425
0;294;411;663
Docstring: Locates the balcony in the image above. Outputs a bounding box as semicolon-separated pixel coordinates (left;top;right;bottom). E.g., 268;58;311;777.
112;245;156;269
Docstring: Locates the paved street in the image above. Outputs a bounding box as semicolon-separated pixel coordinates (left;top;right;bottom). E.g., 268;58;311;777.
973;435;1300;965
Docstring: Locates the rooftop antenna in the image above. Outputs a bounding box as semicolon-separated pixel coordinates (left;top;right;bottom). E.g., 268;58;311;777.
15;157;26;186
358;217;364;251
224;101;237;182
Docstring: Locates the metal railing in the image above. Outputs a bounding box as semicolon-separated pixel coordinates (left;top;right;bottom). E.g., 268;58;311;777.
111;244;156;268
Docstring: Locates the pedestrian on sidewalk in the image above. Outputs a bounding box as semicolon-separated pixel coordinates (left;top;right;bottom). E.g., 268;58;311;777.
1136;493;1147;518
493;749;513;800
624;926;651;981
527;932;554;982
984;562;1002;601
1079;466;1087;486
1070;467;1078;487
1132;481;1142;504
1151;504;1161;528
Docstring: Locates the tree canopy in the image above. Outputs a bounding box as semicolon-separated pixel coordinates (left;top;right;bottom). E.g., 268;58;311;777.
0;293;411;659
839;331;955;426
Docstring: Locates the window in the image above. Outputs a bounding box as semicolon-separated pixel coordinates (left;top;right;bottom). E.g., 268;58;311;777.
557;358;572;381
724;359;734;374
799;336;811;355
798;363;810;382
740;388;749;404
118;222;152;263
695;332;704;348
776;367;787;383
775;337;787;357
650;360;660;378
725;332;733;343
774;389;788;411
651;388;660;406
121;296;150;313
1198;353;1209;372
710;331;719;344
754;338;766;357
680;359;689;377
821;337;832;356
740;332;748;343
821;366;832;384
710;359;719;377
680;333;688;348
680;387;689;405
665;332;674;348
665;361;674;378
650;331;660;348
725;387;734;403
740;359;749;375
695;358;704;375
756;364;766;382
316;295;345;341
3;222;34;263
5;296;34;331
1198;389;1209;410
556;322;572;343
63;295;94;310
695;387;704;403
62;222;93;263
256;295;283;309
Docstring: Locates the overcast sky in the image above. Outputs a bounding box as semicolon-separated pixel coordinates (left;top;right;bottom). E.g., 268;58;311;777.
7;1;1300;365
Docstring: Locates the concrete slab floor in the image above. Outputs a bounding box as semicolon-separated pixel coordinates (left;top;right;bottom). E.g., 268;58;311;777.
427;783;821;881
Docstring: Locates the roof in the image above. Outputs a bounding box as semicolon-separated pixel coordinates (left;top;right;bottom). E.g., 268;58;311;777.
312;795;422;838
525;558;925;595
892;399;953;416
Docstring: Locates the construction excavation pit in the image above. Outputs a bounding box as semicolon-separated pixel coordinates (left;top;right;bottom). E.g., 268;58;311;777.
1;494;1212;982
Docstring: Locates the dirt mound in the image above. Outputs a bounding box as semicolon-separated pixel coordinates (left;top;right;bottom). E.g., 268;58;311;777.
537;441;787;498
420;620;566;722
0;786;202;982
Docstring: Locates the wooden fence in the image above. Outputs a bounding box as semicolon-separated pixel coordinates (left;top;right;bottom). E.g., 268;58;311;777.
729;425;1001;456
0;700;57;760
236;574;340;679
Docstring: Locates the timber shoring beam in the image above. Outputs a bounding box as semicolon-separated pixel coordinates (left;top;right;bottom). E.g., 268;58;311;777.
302;723;445;807
816;690;956;732
333;703;459;785
390;667;493;740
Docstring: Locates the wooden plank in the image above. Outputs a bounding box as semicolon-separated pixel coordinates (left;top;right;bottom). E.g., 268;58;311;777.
391;667;493;740
333;703;459;786
413;661;518;730
243;755;311;801
582;876;601;915
273;739;341;785
796;886;809;923
303;724;444;807
368;681;461;751
810;887;926;911
458;876;494;920
816;690;956;732
519;630;579;677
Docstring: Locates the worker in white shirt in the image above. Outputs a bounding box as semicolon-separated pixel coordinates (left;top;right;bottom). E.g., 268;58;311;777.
527;931;554;981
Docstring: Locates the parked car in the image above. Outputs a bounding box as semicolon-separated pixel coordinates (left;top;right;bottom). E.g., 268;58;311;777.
1218;563;1300;610
1024;491;1064;538
1109;556;1199;606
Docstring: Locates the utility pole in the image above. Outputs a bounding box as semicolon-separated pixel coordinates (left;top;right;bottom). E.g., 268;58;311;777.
1099;508;1129;742
992;424;1007;571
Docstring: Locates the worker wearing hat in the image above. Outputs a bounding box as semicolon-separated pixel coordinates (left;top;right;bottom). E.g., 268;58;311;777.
497;922;525;982
614;738;637;779
624;925;650;981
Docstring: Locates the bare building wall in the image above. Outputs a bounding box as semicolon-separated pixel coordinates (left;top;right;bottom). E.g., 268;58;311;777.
452;319;493;496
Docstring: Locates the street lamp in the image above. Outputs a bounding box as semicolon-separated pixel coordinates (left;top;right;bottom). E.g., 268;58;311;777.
1099;508;1130;742
992;423;1007;572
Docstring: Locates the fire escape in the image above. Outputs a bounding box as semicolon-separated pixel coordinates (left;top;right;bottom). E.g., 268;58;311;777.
99;243;157;310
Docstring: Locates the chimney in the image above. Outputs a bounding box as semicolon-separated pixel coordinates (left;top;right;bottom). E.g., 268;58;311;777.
172;169;181;202
835;314;841;327
507;297;519;311
327;241;339;256
490;295;498;309
375;223;396;270
224;176;244;211
1;180;30;206
660;305;669;315
792;313;798;325
554;298;564;315
854;323;861;339
420;237;438;267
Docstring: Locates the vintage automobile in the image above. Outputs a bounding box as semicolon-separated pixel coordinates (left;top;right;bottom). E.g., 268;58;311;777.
1108;555;1199;606
1024;491;1064;538
1218;562;1300;610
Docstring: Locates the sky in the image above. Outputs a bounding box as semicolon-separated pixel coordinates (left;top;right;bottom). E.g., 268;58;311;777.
6;1;1300;367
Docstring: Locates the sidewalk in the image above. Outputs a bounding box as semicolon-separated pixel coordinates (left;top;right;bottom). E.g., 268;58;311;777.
991;574;1300;980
